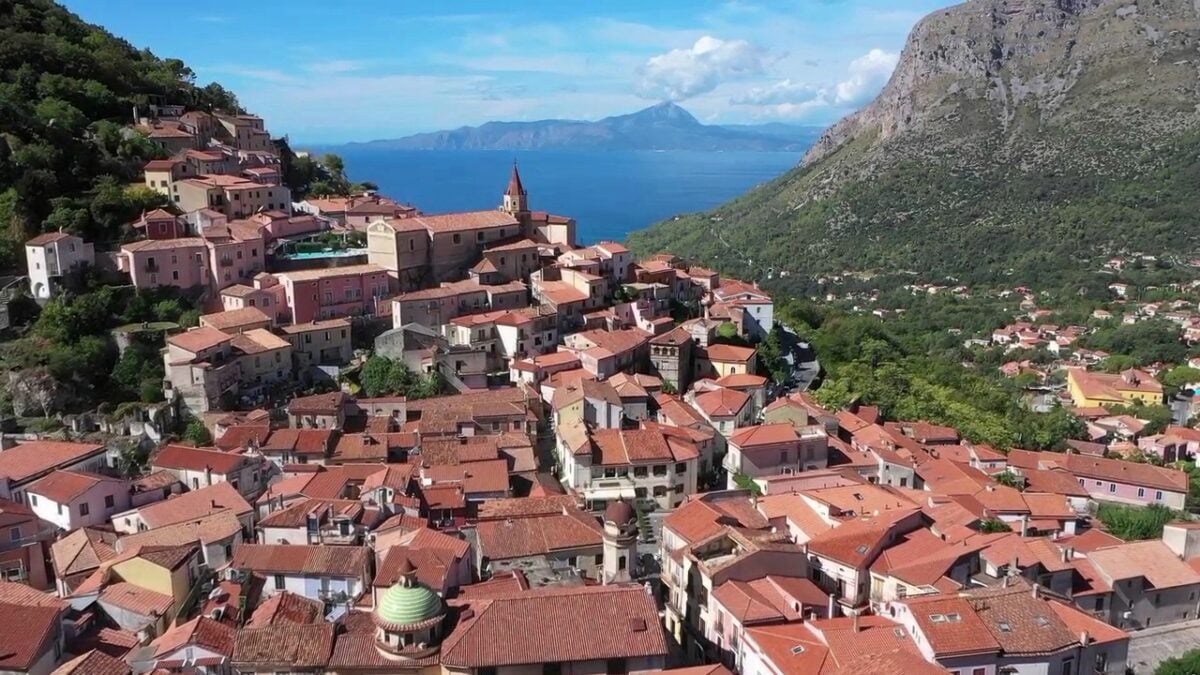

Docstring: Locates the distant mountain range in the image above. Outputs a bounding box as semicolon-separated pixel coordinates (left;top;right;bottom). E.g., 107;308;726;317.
341;103;823;152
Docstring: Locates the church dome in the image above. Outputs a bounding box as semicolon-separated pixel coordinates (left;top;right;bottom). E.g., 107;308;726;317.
604;499;637;527
374;560;444;630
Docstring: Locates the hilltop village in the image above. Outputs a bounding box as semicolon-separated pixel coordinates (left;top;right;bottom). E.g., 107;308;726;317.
5;106;1200;675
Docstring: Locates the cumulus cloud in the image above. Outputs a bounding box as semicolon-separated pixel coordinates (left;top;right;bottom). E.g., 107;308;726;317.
730;48;898;117
832;48;898;106
732;78;824;106
636;36;770;101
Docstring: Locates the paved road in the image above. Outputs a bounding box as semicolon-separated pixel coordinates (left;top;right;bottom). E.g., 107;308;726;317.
1127;619;1200;673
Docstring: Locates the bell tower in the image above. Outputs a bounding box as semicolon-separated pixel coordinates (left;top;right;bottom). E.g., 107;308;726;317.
501;162;528;216
602;500;640;584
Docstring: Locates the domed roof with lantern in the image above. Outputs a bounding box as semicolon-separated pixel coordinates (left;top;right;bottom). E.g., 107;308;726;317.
373;559;445;633
604;499;637;528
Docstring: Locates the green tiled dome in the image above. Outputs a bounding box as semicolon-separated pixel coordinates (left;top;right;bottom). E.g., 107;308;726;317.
376;580;442;627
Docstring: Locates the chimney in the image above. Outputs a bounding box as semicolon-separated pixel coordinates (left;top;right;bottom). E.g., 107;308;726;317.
852;613;861;633
1031;583;1040;599
1079;630;1090;646
1061;547;1069;563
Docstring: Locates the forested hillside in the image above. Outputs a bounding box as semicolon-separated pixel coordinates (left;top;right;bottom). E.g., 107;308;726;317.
0;0;241;269
628;0;1200;290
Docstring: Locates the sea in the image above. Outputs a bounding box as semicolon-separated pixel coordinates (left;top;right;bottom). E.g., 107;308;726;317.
332;149;804;244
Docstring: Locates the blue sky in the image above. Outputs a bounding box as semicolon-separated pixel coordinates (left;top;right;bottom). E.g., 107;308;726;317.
62;0;948;143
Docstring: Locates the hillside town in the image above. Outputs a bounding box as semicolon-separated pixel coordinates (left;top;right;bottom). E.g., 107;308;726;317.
5;100;1200;675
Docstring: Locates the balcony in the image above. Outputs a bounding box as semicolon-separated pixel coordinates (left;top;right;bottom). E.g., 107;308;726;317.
143;261;159;273
219;256;234;268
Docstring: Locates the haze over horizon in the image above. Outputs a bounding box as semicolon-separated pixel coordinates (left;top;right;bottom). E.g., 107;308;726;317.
61;0;946;143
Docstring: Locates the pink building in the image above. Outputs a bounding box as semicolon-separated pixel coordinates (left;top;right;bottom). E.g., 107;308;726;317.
220;277;288;323
202;221;266;289
119;237;209;289
275;264;393;323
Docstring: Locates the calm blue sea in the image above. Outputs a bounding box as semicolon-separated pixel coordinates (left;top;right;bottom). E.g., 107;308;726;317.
332;149;803;244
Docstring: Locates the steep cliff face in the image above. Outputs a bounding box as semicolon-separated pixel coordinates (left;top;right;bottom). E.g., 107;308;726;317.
808;0;1200;167
628;0;1200;286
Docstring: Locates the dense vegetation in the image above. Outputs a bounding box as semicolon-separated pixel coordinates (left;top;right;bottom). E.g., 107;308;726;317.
777;297;1085;449
0;0;245;270
1157;650;1200;675
358;355;444;400
1095;503;1178;540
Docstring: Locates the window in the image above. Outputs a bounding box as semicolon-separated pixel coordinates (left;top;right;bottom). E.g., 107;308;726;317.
594;554;603;565
79;503;90;516
1109;483;1116;493
9;527;19;542
1060;657;1075;675
57;504;63;515
675;462;687;474
1138;487;1146;498
29;495;36;506
543;664;563;675
452;233;461;244
1157;490;1164;500
104;495;114;508
477;232;484;242
172;270;179;281
274;574;285;590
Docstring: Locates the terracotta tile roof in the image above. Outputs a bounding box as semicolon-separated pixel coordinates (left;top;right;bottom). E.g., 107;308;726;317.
232;623;334;669
805;508;921;567
422;458;510;495
441;585;667;668
591;427;692;465
28;470;125;503
231;544;370;577
664;492;769;545
200;307;271;332
1022;493;1075;520
0;603;62;671
53;649;130;675
1022;467;1089;498
1089;540;1200;589
149;616;235;659
137;482;252;529
476;495;577;520
166;326;232;354
287;391;349;415
244;591;324;628
0;581;65;609
262;428;335;456
0;440;106;483
51;527;118;579
98;582;173;617
327;633;440;669
257;498;364;529
713;373;768;389
394;525;472;560
1058;527;1125;552
729;422;799;448
121;237;206;253
1046;597;1128;645
414;210;518;233
417;435;503;465
693;387;750;418
277;318;351;334
152;445;250;475
374;546;455;591
455;571;530;600
474;510;603;560
275;263;385;283
118;510;241;550
215;425;270;451
137;544;199;571
27;231;74;246
1058;452;1188;492
704;343;756;363
743;622;836;673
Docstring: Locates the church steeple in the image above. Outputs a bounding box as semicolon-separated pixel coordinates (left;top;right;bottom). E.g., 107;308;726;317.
502;162;528;215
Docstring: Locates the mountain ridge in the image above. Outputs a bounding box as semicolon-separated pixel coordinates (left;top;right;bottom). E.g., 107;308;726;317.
628;0;1200;289
339;102;824;151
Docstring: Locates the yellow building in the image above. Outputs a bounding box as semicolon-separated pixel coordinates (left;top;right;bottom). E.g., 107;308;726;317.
109;545;201;610
1066;367;1163;408
703;344;758;378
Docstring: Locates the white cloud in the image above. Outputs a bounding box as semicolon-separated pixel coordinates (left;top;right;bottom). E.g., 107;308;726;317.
728;47;898;118
733;78;824;105
832;48;898;105
635;36;770;101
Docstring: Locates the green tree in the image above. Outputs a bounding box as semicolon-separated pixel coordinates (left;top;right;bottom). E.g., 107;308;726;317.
1155;649;1200;674
979;519;1012;533
1161;366;1200;391
1096;503;1177;540
183;418;212;446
